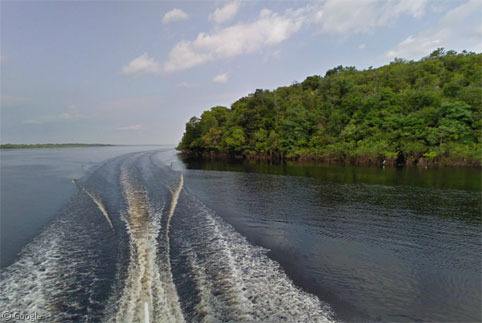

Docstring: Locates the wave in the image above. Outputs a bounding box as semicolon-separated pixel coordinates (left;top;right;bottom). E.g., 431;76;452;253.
0;191;117;322
165;174;183;255
1;150;334;322
110;162;184;322
72;179;114;231
170;189;334;322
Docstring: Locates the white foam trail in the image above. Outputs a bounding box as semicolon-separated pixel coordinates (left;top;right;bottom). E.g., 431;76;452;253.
177;193;335;322
165;174;183;255
157;174;184;321
144;302;149;323
0;192;112;321
112;167;184;323
72;179;114;231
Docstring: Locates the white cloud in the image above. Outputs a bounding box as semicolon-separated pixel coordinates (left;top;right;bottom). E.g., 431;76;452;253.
162;8;189;24
209;1;240;24
213;73;229;83
359;43;366;49
58;111;82;120
117;124;143;131
386;0;482;59
164;42;211;72
121;53;160;76
163;1;430;72
164;8;306;72
440;0;479;26
177;82;192;88
22;106;85;125
312;0;428;35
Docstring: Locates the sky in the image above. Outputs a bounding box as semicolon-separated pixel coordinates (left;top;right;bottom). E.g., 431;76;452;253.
1;0;481;145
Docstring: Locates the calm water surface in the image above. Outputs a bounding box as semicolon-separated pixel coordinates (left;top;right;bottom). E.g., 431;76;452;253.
182;158;481;322
0;148;480;322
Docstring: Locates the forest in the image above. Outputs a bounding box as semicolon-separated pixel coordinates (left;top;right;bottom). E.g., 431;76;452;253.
178;49;481;167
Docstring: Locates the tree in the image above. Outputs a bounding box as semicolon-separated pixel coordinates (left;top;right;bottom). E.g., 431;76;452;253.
178;49;481;166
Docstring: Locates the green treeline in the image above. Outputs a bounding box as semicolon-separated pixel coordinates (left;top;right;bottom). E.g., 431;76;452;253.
178;49;482;166
0;144;114;149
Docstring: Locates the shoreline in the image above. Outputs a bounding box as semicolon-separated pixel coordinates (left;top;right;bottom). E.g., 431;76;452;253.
0;144;115;149
179;150;481;168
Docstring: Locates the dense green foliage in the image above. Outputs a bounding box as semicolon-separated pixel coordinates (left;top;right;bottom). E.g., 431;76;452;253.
0;144;114;149
178;49;482;166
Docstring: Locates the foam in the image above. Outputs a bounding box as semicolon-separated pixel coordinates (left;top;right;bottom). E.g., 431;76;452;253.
1;150;335;322
0;194;112;321
72;179;114;231
173;191;335;322
110;165;184;322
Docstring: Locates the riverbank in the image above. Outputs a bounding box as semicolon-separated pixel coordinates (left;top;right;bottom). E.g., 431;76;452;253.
179;150;481;168
178;51;481;169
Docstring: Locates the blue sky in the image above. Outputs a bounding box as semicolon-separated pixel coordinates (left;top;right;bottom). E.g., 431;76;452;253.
1;0;480;144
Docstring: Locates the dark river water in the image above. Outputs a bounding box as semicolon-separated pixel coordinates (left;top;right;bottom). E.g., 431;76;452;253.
1;147;480;322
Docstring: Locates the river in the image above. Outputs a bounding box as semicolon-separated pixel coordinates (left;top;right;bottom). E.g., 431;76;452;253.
0;147;480;322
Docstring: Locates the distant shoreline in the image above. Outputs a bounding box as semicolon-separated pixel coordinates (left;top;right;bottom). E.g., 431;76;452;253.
0;144;116;149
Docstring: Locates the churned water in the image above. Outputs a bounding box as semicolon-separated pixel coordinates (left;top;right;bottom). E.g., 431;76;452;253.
1;147;480;322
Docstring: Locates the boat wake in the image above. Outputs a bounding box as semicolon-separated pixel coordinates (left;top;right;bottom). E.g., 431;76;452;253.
73;179;115;231
0;150;334;322
170;189;333;322
111;160;184;322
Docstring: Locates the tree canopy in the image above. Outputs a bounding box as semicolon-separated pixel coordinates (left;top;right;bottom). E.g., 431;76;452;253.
178;49;481;166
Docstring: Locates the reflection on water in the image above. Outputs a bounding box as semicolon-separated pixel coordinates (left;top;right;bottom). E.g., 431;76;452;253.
181;157;482;191
181;156;481;322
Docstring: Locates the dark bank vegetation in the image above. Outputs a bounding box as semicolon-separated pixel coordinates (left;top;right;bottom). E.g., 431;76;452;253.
0;144;114;149
178;49;482;167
